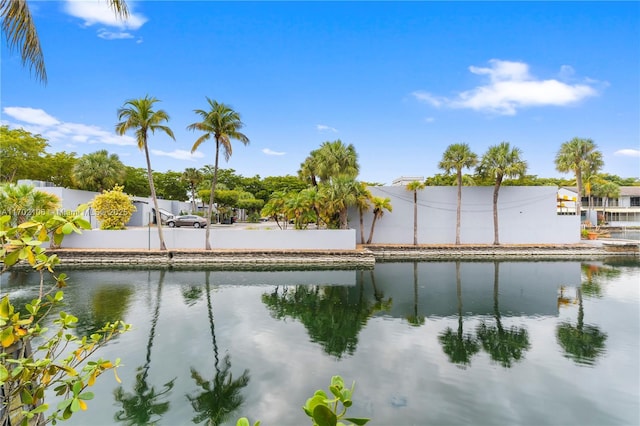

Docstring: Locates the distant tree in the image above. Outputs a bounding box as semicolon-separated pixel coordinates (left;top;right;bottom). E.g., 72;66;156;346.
1;0;128;83
439;143;478;245
406;180;425;245
555;137;604;216
261;190;289;229
41;151;77;188
153;171;189;201
116;95;175;251
366;196;392;244
261;175;308;198
477;142;527;245
72;149;126;192
423;173;456;186
123;166;151;197
592;180;620;224
188;98;249;250
182;168;203;213
319;176;359;229
0;125;49;182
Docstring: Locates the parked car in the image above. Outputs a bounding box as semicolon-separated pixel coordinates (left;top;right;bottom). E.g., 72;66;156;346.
166;215;207;228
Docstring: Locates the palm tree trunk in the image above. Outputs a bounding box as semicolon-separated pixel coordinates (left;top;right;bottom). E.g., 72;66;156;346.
358;208;365;244
144;141;167;250
576;170;583;217
456;170;462;245
413;190;418;245
205;139;221;250
366;214;378;244
492;179;501;245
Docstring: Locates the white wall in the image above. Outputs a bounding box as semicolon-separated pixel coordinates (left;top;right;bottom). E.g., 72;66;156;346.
351;186;580;244
60;228;356;250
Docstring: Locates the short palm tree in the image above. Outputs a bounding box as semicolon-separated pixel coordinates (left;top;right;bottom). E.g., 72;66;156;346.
0;182;60;225
406;180;425;245
319;176;359;229
188;98;249;250
1;0;128;83
477;142;527;245
366;196;392;244
116;95;175;251
555;137;604;216
439;143;478;245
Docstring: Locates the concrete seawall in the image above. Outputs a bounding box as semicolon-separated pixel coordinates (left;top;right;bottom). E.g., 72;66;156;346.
46;242;638;270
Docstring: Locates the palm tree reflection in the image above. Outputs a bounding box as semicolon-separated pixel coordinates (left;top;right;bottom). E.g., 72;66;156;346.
187;271;250;425
477;262;530;368
114;271;176;425
439;261;480;367
406;262;425;327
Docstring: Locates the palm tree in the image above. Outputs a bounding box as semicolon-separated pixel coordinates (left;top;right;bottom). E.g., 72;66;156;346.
555;137;604;216
592;180;620;225
315;140;360;183
116;96;175;251
187;98;249;250
72;149;126;192
181;167;203;213
354;182;373;244
319;176;359;229
405;180;425;245
477;142;527;245
438;261;480;366
261;190;288;229
405;262;425;326
0;182;60;225
438;143;478;245
1;0;128;83
366;196;392;244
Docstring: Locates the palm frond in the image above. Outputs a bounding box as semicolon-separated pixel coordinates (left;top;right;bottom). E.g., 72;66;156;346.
1;0;46;83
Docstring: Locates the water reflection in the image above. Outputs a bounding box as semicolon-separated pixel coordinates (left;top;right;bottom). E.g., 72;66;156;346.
0;259;637;426
114;271;176;425
476;262;530;368
187;271;250;425
438;261;480;367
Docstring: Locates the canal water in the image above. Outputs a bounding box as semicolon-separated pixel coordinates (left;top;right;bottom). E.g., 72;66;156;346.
2;258;639;426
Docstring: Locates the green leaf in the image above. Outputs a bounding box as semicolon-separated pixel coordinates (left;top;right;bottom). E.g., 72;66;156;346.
0;296;12;319
344;418;370;425
78;392;94;400
31;403;49;414
313;404;337;426
0;364;8;382
236;418;250;426
61;222;74;235
70;398;80;413
20;388;34;404
4;249;20;267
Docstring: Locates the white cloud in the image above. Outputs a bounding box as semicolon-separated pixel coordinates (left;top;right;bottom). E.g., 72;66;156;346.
3;106;136;146
316;124;338;133
151;149;205;161
424;117;435;123
64;0;147;31
262;148;286;156
614;149;640;158
413;59;599;115
3;107;60;126
97;29;134;40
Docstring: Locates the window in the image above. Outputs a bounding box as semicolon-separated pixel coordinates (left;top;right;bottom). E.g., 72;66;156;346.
631;197;640;207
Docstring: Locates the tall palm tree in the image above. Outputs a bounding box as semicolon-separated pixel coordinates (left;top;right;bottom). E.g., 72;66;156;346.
477;142;527;245
555;137;604;216
181;167;203;213
315;140;360;183
405;180;425;245
72;149;126;192
1;0;128;83
592;180;620;225
366;196;392;244
438;143;478;245
187;98;249;250
116;96;175;251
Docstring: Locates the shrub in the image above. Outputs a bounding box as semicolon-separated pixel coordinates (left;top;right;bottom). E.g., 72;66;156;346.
91;185;136;230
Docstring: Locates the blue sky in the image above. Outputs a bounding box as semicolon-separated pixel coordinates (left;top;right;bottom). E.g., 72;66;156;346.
2;1;639;185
